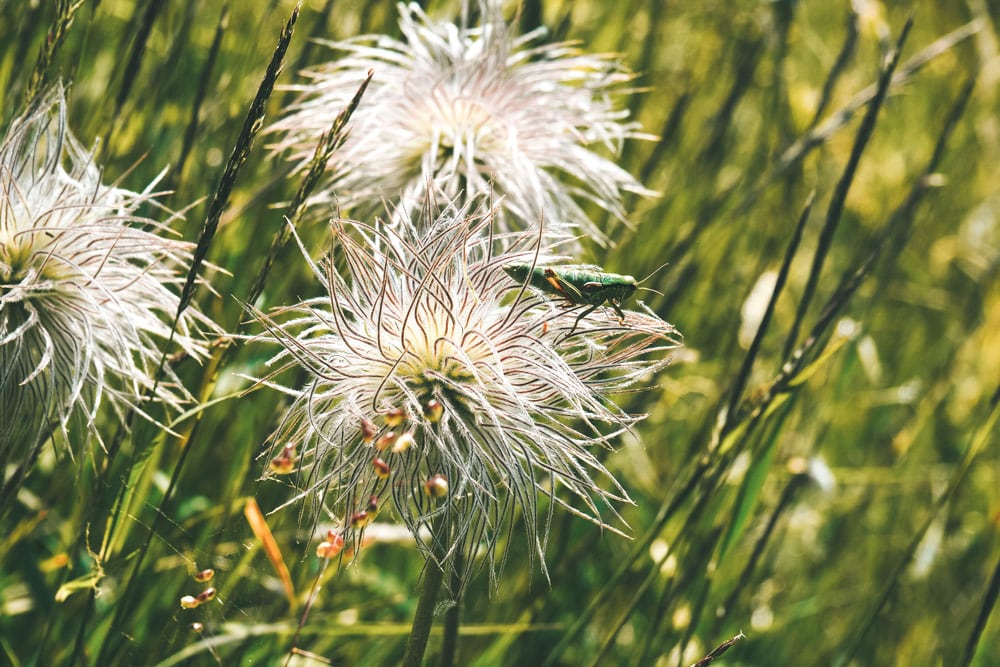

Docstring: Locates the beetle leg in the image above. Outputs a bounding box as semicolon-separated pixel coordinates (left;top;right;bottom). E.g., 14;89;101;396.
567;304;599;337
543;268;584;303
611;300;626;324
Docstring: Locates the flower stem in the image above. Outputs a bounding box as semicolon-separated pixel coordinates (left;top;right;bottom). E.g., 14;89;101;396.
439;551;464;667
402;552;446;667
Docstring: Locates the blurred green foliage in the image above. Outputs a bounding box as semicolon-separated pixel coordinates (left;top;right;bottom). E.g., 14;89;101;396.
1;0;998;665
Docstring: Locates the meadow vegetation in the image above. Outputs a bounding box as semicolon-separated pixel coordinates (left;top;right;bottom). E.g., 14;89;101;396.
1;1;997;665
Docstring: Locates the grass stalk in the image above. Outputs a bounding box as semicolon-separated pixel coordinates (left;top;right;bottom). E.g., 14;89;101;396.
834;389;999;666
782;18;911;360
23;0;84;106
86;8;300;663
960;551;1000;667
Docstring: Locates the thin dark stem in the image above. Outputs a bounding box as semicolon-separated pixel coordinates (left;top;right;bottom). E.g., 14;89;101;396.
960;553;1000;667
724;192;813;424
439;553;464;667
102;0;166;154
834;387;1000;667
279;0;336;110
402;552;447;667
167;2;230;195
808;8;859;128
542;449;715;667
714;473;806;634
243;69;372;317
782;18;911;361
0;428;49;518
734;19;976;222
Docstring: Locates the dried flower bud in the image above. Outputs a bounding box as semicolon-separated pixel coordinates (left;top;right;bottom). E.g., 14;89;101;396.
196;587;217;603
424;474;449;498
180;595;200;609
391;431;415;454
0;90;222;504
422;399;443;423
361;418;377;443
375;431;397;451
317;531;346;559
350;510;374;529
267;2;655;247
194;568;215;583
250;139;679;585
191;622;204;632
384;407;407;426
316;540;339;558
372;457;391;479
269;444;296;474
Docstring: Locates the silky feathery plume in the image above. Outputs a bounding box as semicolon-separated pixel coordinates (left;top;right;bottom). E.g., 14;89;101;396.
249;194;679;584
268;1;654;245
0;88;220;498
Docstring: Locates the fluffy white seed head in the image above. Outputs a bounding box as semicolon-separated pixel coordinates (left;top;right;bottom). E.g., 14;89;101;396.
251;195;679;583
0;89;220;475
268;1;655;245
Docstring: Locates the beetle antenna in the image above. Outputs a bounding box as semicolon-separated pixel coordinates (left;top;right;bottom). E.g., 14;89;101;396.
637;286;664;296
638;261;670;285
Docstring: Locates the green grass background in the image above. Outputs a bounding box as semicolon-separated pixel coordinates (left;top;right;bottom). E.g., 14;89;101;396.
1;0;998;665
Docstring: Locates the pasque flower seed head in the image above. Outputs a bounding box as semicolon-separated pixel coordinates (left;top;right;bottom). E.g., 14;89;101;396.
251;193;679;581
0;89;220;487
268;1;654;245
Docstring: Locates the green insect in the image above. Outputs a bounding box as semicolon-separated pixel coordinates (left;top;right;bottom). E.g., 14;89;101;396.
503;262;638;330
